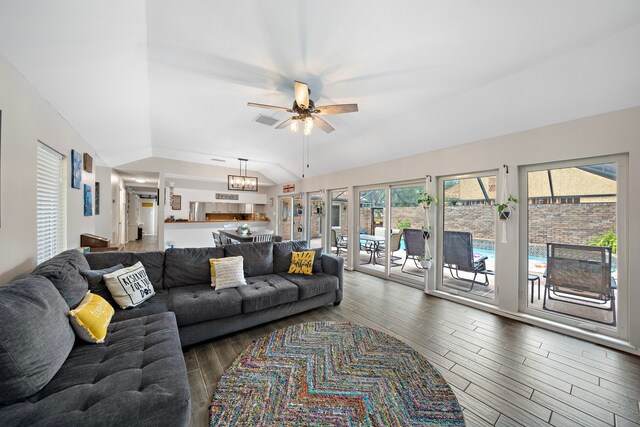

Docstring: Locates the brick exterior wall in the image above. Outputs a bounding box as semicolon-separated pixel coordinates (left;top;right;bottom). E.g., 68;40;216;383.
527;202;616;245
444;205;496;241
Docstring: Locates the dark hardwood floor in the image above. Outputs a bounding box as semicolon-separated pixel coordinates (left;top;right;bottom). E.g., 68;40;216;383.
185;270;640;427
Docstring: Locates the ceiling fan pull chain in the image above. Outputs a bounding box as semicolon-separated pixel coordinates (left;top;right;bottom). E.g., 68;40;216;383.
306;135;310;169
301;133;305;178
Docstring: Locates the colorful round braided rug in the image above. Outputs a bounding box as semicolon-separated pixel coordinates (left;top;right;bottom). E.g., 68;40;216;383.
209;321;464;426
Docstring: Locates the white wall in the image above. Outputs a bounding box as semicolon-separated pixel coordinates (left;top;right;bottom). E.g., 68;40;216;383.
267;107;640;352
0;56;98;284
94;166;113;239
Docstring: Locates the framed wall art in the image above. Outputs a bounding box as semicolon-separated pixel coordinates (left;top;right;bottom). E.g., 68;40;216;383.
171;195;181;210
71;149;82;189
83;184;92;216
95;182;100;215
83;153;93;173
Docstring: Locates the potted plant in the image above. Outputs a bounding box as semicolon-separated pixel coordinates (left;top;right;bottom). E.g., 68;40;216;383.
417;256;433;270
417;192;437;209
238;223;250;235
496;195;518;220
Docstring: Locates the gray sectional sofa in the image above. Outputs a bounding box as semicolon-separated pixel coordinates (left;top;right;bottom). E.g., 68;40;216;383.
0;240;344;426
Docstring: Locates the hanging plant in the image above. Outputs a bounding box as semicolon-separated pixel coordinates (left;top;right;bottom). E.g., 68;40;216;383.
496;195;518;220
417;192;437;209
418;256;433;270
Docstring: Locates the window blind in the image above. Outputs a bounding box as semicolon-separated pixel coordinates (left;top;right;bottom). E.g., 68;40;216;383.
37;143;66;263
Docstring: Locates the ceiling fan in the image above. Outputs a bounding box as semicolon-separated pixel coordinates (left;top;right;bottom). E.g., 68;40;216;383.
248;80;358;134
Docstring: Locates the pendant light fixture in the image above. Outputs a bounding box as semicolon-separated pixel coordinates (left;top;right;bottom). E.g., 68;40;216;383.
227;158;258;191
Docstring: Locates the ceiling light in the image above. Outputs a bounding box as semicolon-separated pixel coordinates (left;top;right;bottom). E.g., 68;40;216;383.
290;119;299;133
303;116;313;135
227;158;258;192
135;178;146;183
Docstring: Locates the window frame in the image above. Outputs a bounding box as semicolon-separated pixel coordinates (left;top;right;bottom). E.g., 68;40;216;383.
518;154;628;340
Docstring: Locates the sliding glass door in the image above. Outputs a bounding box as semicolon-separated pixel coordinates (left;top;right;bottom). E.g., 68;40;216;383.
389;184;427;284
521;157;625;337
307;191;323;249
329;189;349;264
357;188;387;276
439;173;497;302
278;194;305;241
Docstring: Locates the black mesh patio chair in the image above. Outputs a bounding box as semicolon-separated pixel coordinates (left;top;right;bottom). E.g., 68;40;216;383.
544;243;616;326
443;231;490;291
401;229;428;276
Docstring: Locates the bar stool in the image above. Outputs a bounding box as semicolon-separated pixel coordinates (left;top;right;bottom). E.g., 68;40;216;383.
529;274;541;303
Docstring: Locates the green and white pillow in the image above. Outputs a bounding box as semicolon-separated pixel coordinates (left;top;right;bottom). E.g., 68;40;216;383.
103;262;155;309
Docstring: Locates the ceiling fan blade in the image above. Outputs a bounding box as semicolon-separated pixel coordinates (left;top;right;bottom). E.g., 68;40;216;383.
247;102;293;112
313;104;359;115
294;80;309;109
275;117;294;129
312;116;335;133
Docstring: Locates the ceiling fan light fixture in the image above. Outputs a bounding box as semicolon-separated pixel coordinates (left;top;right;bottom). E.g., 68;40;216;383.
290;119;299;133
303;116;313;135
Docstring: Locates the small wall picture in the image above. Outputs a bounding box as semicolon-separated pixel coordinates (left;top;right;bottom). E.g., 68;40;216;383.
71;149;82;189
171;194;181;210
95;182;100;215
83;153;93;173
84;184;92;216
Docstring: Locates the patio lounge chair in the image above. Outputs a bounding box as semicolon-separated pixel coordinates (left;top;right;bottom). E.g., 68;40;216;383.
401;229;428;276
443;231;490;291
377;231;403;266
331;228;348;256
544;243;616;326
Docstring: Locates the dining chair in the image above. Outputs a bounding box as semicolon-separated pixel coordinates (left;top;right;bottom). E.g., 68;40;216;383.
252;232;274;243
212;231;224;247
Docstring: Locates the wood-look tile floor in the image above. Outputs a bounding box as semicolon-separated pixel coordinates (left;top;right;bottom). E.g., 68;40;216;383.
184;270;640;427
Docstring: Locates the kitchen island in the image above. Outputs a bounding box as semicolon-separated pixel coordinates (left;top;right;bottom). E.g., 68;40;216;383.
164;220;271;248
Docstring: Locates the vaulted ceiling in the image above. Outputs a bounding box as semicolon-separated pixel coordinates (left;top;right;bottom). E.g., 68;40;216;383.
1;1;639;183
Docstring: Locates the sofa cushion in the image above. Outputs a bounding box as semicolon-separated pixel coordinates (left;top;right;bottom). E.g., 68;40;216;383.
0;313;190;427
212;256;247;290
81;263;124;307
288;250;316;275
84;251;165;289
169;284;242;327
278;272;339;300
239;275;300;313
111;290;170;322
273;241;323;274
0;276;76;404
164;247;225;288
69;292;115;343
223;242;273;277
31;249;90;308
103;262;156;309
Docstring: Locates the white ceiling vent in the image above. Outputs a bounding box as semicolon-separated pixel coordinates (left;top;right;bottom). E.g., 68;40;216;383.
254;115;278;126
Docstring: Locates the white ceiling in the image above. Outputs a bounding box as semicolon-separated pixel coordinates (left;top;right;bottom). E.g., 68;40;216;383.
1;1;639;183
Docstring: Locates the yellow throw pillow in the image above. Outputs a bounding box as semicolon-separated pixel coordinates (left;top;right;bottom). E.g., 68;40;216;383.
288;251;316;275
210;256;243;288
69;292;115;343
